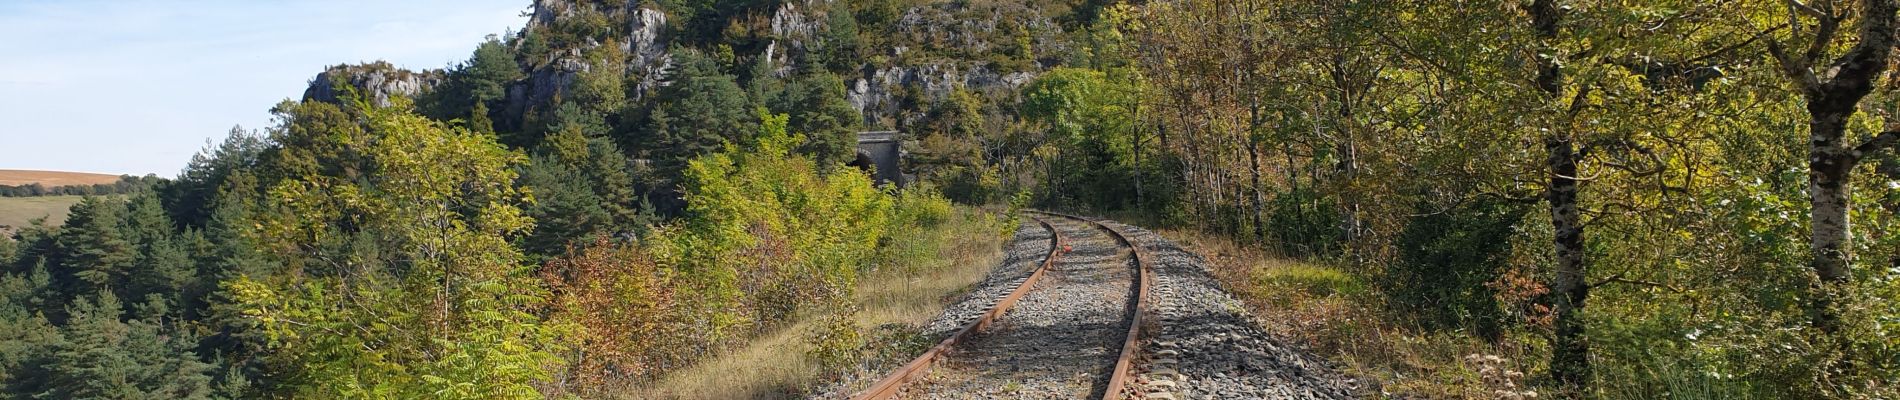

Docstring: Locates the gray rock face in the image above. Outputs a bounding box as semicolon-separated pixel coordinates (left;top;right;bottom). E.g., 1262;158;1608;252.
847;64;1036;127
301;62;444;108
624;7;671;99
625;7;667;68
506;0;671;120
298;0;1057;132
504;48;590;122
767;0;1049;128
525;0;576;28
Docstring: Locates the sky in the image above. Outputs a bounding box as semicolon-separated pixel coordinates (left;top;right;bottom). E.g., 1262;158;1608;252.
0;0;529;176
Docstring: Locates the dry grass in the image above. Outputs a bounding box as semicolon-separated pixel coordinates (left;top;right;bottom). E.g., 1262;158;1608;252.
0;169;123;186
1154;228;1538;399
619;208;1006;399
0;195;87;228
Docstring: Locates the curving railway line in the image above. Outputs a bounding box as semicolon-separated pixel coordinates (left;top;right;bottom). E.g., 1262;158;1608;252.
850;211;1155;400
827;211;1359;400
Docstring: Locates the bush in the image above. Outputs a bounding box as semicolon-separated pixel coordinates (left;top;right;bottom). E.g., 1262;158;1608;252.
1266;187;1344;257
1383;199;1527;341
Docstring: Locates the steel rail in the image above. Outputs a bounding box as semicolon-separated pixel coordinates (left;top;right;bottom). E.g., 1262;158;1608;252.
1028;210;1153;400
850;211;1153;400
849;216;1065;400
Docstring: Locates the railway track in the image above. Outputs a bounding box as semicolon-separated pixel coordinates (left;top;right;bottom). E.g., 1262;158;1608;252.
850;211;1153;400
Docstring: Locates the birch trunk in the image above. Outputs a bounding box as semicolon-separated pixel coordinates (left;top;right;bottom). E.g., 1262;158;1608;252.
1530;0;1591;388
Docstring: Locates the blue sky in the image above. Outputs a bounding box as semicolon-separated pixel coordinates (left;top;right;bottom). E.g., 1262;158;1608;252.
0;0;528;176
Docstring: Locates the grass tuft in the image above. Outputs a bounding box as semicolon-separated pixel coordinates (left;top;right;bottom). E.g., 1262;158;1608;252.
617;208;1004;399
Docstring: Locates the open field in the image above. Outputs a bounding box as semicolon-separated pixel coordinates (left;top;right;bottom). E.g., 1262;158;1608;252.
0;195;86;228
0;169;125;187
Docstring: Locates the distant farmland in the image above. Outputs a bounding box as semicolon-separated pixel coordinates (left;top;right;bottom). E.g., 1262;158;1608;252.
0;195;88;228
0;169;136;229
0;169;125;187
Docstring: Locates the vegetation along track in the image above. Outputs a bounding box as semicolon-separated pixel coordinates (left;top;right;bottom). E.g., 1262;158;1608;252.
851;211;1152;400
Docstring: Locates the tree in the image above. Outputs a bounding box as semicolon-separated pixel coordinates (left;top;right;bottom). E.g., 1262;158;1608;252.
233;102;563;398
1022;67;1141;211
518;152;610;258
772;70;863;168
422;36;523;137
639;49;758;182
1760;0;1900;390
1524;0;1595;388
58;197;135;294
39;291;215;399
162;126;267;229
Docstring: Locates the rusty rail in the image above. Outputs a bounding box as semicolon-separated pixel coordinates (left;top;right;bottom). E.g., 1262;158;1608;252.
849;216;1065;400
850;211;1153;400
1030;210;1153;400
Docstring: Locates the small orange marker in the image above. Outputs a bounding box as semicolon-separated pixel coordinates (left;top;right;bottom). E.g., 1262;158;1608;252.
1063;244;1073;253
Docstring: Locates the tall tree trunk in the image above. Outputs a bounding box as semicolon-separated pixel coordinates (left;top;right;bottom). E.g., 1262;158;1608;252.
1331;62;1363;252
1764;1;1899;370
1531;0;1591;390
1807;114;1856;337
1545;134;1590;389
1249;103;1269;243
1133;105;1146;211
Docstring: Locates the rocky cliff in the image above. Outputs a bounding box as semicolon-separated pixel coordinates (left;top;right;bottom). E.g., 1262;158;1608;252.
302;61;444;108
303;0;1073;130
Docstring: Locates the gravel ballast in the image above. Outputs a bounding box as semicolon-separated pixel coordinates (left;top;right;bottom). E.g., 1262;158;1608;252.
817;216;1359;400
1103;220;1359;400
813;220;1057;398
897;216;1137;399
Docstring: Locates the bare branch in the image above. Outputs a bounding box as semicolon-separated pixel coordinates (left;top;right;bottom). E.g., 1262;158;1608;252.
1854;130;1900;160
1766;39;1822;93
1788;0;1827;18
1591;274;1687;293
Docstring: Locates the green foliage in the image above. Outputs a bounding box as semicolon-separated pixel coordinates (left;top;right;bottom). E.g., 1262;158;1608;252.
234;103;563;398
1384;199;1527;341
913;89;1010;205
518;152;612;258
638;49;759;180
162;127;267;228
57;197;135;293
421;37;523;137
1021;67;1150;212
772;70;864;167
819;7;861;74
39;291;215;399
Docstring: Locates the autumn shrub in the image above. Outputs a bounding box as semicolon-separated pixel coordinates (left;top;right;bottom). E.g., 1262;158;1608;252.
232;103;565;399
535;111;978;395
541;237;682;392
805;303;864;378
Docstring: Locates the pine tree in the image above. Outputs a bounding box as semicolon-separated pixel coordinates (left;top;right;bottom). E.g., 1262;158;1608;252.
643;49;758;180
40;291;214;399
59;197;135;293
772;70;863;168
519;151;610;259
